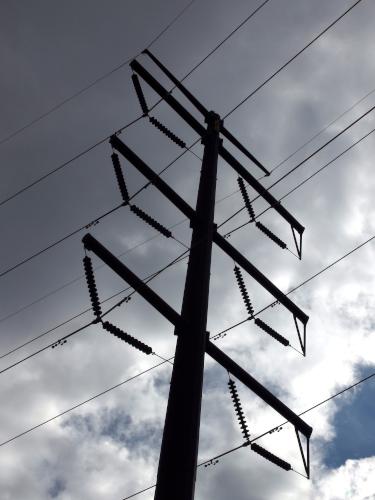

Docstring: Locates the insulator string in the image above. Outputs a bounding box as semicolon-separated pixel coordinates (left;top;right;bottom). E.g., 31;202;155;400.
130;204;172;238
237;177;255;221
102;321;152;355
131;73;149;115
254;318;289;346
250;443;291;472
111;152;130;203
256;221;287;249
149;116;186;148
233;266;254;318
228;378;251;444
83;256;102;320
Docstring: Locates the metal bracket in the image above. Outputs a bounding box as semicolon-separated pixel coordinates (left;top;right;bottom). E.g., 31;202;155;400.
292;226;303;260
295;427;310;478
293;315;307;356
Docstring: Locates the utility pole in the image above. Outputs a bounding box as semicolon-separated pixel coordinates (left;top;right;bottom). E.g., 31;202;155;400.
155;111;221;499
82;50;312;500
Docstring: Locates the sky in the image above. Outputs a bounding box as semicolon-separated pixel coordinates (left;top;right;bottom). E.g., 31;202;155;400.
0;0;375;498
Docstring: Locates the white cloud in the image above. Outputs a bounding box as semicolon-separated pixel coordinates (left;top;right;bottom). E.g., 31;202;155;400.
314;457;375;500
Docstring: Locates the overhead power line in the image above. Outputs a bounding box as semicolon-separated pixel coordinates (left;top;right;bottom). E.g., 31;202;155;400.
0;0;360;210
270;84;375;175
0;0;197;148
225;124;375;237
0;358;171;448
176;0;272;82
0;0;270;208
219;101;375;229
224;0;365;118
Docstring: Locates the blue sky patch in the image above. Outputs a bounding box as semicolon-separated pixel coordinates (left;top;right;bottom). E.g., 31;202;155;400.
48;477;66;498
324;365;375;468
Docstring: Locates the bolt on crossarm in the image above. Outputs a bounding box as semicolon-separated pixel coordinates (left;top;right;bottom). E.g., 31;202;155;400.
154;111;221;500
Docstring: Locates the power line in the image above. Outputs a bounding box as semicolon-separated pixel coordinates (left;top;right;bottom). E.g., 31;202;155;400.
224;0;365;119
176;0;272;83
0;203;123;279
120;370;375;499
219;100;375;229
0;0;197;148
0;0;270;209
225;124;375;237
0;118;140;210
0;0;356;211
0;0;270;153
0;358;171;448
270;84;375;176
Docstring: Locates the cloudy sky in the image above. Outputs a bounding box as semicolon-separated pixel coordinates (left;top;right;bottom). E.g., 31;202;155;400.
0;0;375;498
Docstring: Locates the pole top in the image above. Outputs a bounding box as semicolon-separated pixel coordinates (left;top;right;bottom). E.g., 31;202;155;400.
206;110;222;131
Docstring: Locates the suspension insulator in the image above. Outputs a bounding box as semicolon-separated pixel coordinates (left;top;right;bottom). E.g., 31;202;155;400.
111;153;129;203
102;321;152;355
233;266;254;318
254;318;289;346
256;222;287;249
237;177;255;222
228;378;251;443
83;256;102;319
149;116;186;149
131;73;149;115
251;443;291;471
130;204;172;238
